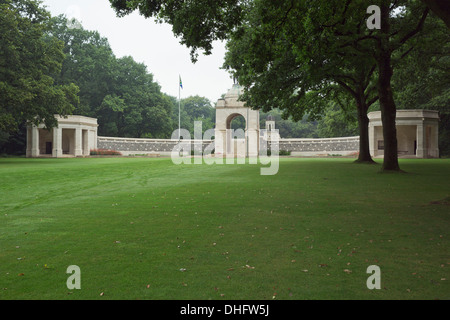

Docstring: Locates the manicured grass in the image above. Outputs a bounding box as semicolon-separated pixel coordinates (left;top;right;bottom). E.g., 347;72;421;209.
0;157;449;300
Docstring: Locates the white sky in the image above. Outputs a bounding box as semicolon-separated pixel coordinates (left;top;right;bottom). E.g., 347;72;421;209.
41;0;234;103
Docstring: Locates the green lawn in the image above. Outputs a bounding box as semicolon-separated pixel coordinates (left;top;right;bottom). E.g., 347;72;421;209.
0;157;449;300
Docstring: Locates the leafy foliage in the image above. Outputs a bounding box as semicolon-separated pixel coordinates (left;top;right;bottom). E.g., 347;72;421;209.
51;16;174;139
110;0;445;168
169;95;216;136
391;14;450;155
0;0;78;133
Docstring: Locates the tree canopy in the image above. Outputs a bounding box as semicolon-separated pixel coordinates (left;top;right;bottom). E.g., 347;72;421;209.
0;0;78;133
50;15;174;139
1;0;447;159
223;0;380;163
110;0;449;170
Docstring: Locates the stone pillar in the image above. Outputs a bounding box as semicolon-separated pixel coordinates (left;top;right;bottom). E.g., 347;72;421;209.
226;129;233;155
368;123;376;157
90;130;97;150
52;127;62;158
74;127;83;156
31;126;40;157
214;129;226;156
431;124;439;158
82;130;89;156
247;129;260;158
416;124;427;158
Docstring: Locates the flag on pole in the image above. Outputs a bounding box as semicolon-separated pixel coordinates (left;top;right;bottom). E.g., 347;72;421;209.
178;75;182;140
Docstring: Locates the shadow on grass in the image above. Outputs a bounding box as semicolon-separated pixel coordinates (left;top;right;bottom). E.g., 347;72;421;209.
351;158;412;174
353;159;379;165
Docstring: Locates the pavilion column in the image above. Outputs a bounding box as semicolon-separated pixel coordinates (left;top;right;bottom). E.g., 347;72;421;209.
368;124;376;157
432;124;439;158
416;124;427;158
52;127;62;158
30;126;40;157
74;127;83;156
92;130;98;150
247;129;260;158
82;130;89;156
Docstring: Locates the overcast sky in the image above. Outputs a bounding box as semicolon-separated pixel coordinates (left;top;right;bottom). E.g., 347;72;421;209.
41;0;234;104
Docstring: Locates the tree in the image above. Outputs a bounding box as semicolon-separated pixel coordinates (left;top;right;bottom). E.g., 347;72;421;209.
316;103;359;139
182;95;215;121
391;13;450;155
368;1;430;170
51;16;174;139
50;15;116;116
261;110;319;139
421;0;450;28
110;0;439;171
108;55;173;138
0;0;78;133
223;0;379;163
169;95;215;136
277;0;432;170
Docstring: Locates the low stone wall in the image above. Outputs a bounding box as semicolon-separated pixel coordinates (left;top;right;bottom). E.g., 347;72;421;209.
268;136;360;156
97;136;214;156
97;136;359;157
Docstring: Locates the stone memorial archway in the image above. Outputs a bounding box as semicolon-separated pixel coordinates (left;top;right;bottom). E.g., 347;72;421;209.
214;84;260;157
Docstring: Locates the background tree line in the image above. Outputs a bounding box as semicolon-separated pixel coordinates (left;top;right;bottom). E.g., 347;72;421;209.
1;0;448;158
109;0;449;170
0;0;360;155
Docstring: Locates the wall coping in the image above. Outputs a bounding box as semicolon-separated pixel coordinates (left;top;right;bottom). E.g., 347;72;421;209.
98;136;359;143
279;136;360;142
368;109;440;121
56;115;98;127
98;136;213;143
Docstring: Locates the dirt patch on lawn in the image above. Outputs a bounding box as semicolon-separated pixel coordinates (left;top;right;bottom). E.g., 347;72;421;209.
429;196;450;206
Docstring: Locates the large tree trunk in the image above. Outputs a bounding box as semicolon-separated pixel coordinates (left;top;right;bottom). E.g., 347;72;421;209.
421;0;450;28
355;99;375;164
377;3;401;172
378;60;400;171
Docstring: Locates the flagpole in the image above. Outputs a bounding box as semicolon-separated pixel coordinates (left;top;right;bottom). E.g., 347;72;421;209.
178;76;181;141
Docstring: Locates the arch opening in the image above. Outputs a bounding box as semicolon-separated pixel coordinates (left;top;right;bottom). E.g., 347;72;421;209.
226;113;246;156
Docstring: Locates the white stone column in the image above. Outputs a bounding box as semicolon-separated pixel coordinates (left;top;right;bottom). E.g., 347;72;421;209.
74;127;83;156
82;130;89;156
247;129;260;158
90;130;97;150
214;129;226;156
428;124;439;158
31;126;40;157
52;127;62;158
368;123;375;157
416;124;427;158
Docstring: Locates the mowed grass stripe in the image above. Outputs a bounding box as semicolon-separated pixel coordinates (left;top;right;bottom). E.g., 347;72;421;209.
0;158;448;300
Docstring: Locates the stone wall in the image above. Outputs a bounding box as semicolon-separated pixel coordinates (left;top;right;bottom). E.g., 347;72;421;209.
97;136;214;156
268;136;360;156
97;135;359;157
